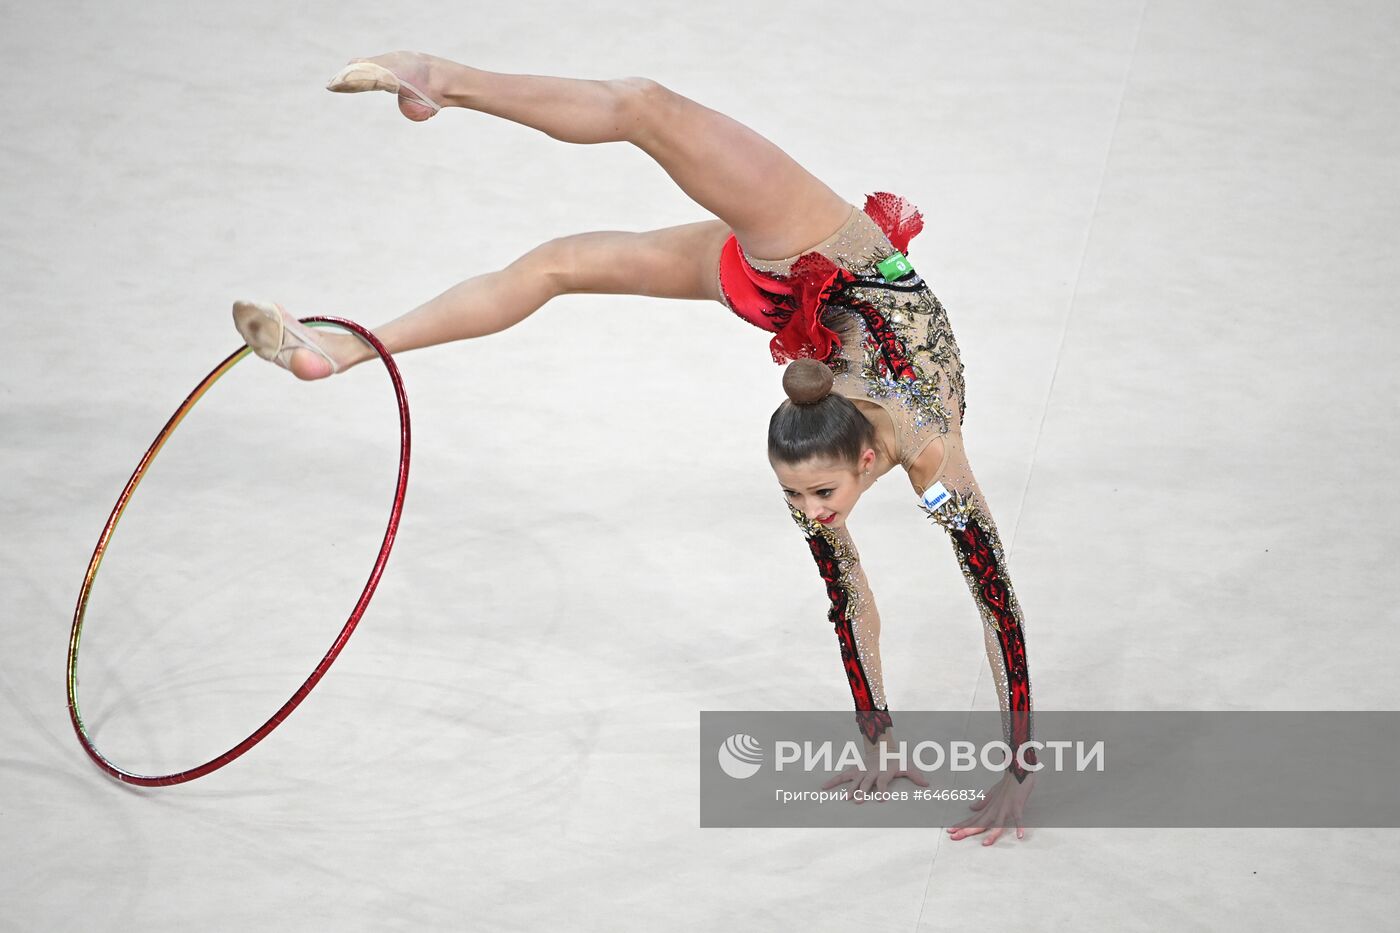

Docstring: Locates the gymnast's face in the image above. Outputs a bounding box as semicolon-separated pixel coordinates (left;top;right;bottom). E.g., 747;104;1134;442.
772;450;876;530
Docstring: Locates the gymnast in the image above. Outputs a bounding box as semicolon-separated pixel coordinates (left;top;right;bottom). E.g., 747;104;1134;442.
232;50;1036;845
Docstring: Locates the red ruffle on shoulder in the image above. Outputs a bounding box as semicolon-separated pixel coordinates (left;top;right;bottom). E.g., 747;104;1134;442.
862;191;923;254
718;192;924;365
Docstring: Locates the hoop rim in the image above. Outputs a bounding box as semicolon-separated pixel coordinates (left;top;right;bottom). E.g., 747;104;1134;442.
66;316;410;786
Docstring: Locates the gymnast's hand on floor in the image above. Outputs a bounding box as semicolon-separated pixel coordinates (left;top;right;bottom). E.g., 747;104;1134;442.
947;770;1036;845
820;736;930;804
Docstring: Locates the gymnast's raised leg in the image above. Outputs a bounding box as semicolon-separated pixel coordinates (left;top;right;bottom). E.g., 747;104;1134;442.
235;50;855;377
325;51;849;256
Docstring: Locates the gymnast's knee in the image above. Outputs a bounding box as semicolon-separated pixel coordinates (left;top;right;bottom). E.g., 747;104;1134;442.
609;77;677;141
518;236;579;296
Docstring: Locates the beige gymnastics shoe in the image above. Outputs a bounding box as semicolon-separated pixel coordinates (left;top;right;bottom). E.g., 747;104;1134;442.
325;60;442;121
232;300;340;379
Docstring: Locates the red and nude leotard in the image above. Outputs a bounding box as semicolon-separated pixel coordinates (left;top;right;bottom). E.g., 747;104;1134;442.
717;192;966;468
719;195;1036;781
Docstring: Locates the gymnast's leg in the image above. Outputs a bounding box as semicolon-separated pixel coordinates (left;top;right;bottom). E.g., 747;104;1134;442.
245;53;853;377
246;218;733;379
327;51;852;259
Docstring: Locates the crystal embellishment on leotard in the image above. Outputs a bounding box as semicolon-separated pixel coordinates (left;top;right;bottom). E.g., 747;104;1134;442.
831;280;961;440
786;501;892;743
918;488;977;532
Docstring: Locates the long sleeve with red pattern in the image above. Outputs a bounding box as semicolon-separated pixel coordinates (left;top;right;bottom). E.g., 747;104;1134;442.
787;503;893;745
916;431;1037;783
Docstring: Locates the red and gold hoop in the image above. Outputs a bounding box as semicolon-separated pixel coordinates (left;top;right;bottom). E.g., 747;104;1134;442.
66;317;409;786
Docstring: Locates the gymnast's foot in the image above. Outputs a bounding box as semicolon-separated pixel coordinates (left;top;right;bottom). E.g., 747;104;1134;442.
325;51;446;122
232;300;365;380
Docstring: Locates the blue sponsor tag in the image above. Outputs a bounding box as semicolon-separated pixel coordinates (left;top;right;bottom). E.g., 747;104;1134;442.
921;480;950;511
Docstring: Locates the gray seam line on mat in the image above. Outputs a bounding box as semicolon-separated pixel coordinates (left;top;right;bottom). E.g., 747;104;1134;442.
915;2;1147;920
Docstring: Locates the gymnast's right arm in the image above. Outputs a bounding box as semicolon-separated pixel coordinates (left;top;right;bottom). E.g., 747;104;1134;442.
786;503;894;747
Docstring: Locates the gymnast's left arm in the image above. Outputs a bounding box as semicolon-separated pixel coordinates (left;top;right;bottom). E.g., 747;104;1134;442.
913;433;1038;842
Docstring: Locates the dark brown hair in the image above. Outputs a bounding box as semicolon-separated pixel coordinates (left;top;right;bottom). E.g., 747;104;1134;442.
767;359;876;466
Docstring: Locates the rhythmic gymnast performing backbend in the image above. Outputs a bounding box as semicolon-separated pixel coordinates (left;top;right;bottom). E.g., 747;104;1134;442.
232;50;1036;845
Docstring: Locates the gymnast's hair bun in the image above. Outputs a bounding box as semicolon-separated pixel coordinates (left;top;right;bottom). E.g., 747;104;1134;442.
782;358;833;406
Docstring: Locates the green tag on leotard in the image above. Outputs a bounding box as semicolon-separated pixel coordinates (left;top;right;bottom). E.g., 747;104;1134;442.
877;251;914;282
